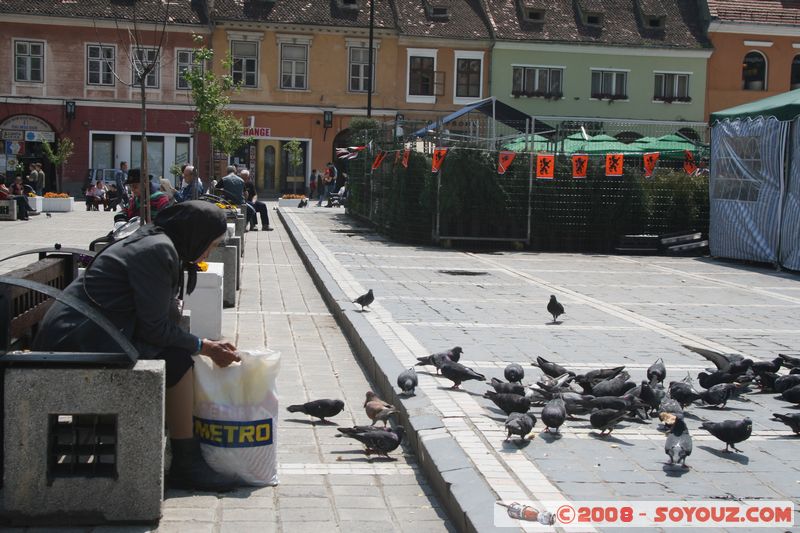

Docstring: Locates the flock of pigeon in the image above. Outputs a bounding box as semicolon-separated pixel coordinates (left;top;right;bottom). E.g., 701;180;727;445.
286;290;800;468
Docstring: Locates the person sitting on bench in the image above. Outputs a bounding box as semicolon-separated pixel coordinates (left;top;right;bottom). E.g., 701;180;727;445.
0;181;31;220
32;201;241;492
117;169;171;222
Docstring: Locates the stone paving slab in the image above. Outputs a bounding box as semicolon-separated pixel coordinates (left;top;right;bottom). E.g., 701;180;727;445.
278;206;800;532
0;209;454;533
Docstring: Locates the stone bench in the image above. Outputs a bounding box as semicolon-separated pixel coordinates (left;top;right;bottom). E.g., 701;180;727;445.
0;251;165;526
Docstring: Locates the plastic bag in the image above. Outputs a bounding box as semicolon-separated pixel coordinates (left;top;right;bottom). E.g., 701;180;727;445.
193;349;280;486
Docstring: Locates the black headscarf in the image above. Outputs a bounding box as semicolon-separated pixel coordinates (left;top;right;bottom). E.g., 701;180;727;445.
154;201;227;295
154;200;227;262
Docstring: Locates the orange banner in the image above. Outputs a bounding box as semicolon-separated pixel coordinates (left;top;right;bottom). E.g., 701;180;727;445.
536;154;555;179
497;151;516;175
605;153;624;177
432;148;448;173
572;154;588;179
402;148;411;168
683;150;697;174
371;150;387;171
643;152;660;178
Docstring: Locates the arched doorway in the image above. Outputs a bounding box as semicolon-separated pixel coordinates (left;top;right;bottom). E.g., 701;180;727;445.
0;114;56;189
332;128;353;178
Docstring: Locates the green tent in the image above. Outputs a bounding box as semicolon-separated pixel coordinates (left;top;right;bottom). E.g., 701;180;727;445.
636;134;704;160
503;134;550;152
710;88;800;123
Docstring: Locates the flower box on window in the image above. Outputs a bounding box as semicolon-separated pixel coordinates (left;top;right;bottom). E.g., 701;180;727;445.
511;89;523;97
546;92;563;100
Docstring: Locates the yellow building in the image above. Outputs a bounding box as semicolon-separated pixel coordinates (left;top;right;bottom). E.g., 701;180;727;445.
210;0;491;194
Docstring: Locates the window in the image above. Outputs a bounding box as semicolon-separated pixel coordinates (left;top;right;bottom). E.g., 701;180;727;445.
645;16;665;29
430;7;449;18
654;73;690;102
131;136;164;178
409;56;434;96
524;9;545;22
792;56;800;89
512;66;563;97
585;13;603;26
232;40;258;87
15;40;44;82
742;51;767;91
91;134;115;169
175;137;191;168
281;44;308;90
132;47;159;88
591;70;627;99
456;58;481;99
349;47;374;92
176;49;202;90
87;45;115;86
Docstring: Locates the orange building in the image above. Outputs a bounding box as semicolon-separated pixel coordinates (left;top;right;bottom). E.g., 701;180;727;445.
210;0;492;194
705;0;800;118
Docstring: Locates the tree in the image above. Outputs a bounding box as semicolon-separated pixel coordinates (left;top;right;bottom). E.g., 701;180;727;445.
283;139;305;193
182;35;250;177
41;137;74;193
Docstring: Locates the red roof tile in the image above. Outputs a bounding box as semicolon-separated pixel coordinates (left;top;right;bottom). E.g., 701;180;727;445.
707;0;800;26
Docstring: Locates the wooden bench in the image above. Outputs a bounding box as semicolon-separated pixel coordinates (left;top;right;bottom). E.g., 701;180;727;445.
0;248;165;525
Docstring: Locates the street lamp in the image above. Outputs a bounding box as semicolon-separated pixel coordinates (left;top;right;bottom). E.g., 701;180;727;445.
367;0;375;118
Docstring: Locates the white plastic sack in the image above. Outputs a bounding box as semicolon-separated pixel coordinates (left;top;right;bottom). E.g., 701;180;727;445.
193;349;280;486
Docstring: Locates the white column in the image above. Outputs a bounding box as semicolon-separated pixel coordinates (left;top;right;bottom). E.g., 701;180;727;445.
164;136;177;183
115;134;131;167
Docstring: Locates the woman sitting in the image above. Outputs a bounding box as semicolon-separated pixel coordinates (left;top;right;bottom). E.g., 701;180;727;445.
33;201;240;491
118;169;172;221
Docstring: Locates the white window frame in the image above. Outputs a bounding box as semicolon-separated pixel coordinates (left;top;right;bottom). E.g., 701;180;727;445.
653;71;691;103
230;40;259;88
453;50;484;105
176;48;203;90
406;48;437;104
86;43;116;87
590;68;629;100
280;43;309;90
14;39;45;83
347;46;376;93
511;64;565;98
131;46;160;89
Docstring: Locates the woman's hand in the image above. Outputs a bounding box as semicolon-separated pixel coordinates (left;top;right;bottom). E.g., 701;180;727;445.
200;338;241;367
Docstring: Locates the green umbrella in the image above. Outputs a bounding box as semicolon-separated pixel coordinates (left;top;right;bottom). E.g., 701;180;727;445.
503;134;550;152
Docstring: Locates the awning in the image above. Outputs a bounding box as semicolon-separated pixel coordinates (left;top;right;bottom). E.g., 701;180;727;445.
412;97;555;137
710;88;800;123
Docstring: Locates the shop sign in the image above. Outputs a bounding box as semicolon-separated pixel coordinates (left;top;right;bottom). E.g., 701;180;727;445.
24;131;55;142
1;130;23;141
243;127;271;138
0;115;52;133
6;158;17;172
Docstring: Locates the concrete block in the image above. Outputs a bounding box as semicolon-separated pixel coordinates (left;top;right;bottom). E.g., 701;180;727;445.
226;223;236;239
225;236;242;290
2;360;166;525
0;199;17;221
208;244;237;308
234;214;246;253
183;261;223;340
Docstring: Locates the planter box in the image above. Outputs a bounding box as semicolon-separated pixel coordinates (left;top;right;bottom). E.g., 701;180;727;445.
41;197;74;212
28;196;43;212
278;198;306;208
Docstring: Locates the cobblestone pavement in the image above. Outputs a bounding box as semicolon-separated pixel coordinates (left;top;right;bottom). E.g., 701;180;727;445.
279;206;800;532
0;208;454;533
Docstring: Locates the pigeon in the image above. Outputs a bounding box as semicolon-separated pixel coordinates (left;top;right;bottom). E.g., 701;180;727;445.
504;363;524;384
439;359;485;389
585;393;645;414
773;413;800;434
337;425;404;456
286;399;345;421
484;391;531;415
752;357;782;376
779;384;800;404
46;213;52;218
353;289;374;311
397;367;418;396
416;346;463;374
504;412;537;441
541;396;567;433
758;371;780;392
668;381;702;408
588;372;634;397
700;418;752;453
658;397;684;422
547;295;565;323
779;353;800;369
364;391;397;426
561;392;594;417
774;374;800;393
640;380;666;416
489;377;526;396
663;413;692;468
532;356;574;379
535;373;573;392
698;371;740;389
647;358;666;384
590;408;628;436
576;366;626;386
699;383;738;408
683;345;747;373
297;198;308;208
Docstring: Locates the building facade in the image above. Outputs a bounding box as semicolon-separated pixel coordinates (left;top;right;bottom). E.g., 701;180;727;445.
0;1;210;195
704;0;800;118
